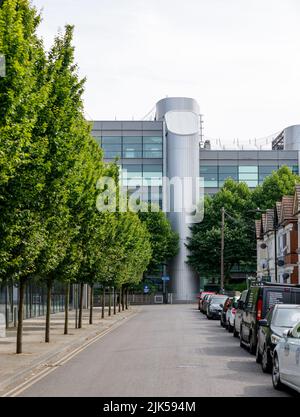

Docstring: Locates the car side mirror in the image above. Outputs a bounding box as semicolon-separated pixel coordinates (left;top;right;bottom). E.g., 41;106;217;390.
258;319;268;327
220;304;223;308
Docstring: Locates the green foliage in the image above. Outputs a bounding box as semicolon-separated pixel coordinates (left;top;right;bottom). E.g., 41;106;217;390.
252;166;300;210
0;0;154;349
138;204;179;274
187;179;257;281
187;167;300;285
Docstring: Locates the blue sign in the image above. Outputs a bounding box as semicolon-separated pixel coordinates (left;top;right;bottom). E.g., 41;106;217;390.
144;285;150;294
162;276;170;282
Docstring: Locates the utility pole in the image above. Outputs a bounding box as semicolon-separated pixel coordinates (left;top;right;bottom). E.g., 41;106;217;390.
274;226;278;283
221;207;225;293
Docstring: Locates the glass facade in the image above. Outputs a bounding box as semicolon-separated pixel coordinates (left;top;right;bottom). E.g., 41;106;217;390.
200;164;299;189
97;136;163;159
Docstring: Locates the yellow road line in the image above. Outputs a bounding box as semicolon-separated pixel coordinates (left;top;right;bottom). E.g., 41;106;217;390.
2;311;137;398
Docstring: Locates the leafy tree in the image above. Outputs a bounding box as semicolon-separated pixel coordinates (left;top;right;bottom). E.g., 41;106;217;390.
252;165;300;210
187;179;256;282
0;0;49;354
138;205;179;275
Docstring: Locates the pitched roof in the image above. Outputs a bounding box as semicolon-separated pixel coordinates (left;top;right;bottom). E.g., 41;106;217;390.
266;208;275;231
280;195;295;224
293;184;300;215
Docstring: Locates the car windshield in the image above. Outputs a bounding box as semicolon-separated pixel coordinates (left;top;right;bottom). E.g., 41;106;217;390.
273;308;300;328
211;297;227;304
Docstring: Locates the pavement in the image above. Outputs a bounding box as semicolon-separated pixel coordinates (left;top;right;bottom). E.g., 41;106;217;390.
0;306;136;396
3;304;296;397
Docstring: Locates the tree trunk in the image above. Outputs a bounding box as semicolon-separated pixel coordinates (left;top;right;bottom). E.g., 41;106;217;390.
101;286;105;319
118;288;121;313
16;277;26;354
64;282;70;335
45;279;52;343
125;287;129;310
78;282;84;329
121;286;125;311
113;287;116;315
108;287;112;317
89;284;94;325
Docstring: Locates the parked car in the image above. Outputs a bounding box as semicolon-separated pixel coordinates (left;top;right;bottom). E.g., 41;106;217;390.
220;297;232;328
233;290;248;338
198;291;215;311
256;304;300;373
207;295;228;320
226;296;240;332
240;283;300;354
272;320;300;393
202;294;215;315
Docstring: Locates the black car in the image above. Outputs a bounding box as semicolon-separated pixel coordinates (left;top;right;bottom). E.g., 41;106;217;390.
256;304;300;373
207;295;228;320
240;283;300;354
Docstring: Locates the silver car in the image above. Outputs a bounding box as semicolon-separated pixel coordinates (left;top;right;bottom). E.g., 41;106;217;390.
272;320;300;393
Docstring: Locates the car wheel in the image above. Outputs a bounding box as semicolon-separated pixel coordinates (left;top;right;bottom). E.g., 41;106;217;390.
261;346;272;373
272;354;283;391
256;344;262;364
249;332;256;355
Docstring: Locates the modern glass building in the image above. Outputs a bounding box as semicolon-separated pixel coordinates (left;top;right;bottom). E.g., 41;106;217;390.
92;120;164;208
200;150;299;195
91;97;300;302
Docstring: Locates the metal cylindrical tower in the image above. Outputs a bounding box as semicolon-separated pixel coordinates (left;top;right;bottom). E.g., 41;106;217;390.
156;97;200;302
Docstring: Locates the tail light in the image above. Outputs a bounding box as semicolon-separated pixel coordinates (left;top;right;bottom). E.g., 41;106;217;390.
231;308;236;315
256;298;263;321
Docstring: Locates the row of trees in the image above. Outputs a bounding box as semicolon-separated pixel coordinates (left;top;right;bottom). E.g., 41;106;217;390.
0;0;178;354
187;166;300;283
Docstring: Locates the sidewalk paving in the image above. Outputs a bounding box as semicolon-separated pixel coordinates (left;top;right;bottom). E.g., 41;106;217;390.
0;306;138;396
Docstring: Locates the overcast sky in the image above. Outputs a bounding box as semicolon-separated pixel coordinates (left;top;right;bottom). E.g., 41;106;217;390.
32;0;300;146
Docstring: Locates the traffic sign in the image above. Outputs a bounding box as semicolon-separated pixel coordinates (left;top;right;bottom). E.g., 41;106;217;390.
162;276;170;282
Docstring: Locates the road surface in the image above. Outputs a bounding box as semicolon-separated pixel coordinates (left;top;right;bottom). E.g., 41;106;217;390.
19;304;292;397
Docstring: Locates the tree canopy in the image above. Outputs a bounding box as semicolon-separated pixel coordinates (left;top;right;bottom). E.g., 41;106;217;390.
187;167;300;283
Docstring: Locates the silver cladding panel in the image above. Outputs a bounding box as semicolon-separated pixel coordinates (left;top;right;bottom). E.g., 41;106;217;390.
156;97;200;301
283;125;300;150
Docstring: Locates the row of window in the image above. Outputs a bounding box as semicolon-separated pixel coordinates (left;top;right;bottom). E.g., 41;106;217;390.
95;136;163;159
200;165;299;188
120;164;163;187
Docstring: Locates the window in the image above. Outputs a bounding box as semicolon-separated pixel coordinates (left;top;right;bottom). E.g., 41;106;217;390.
102;137;122;145
259;166;278;174
121;164;142;186
123;137;142;158
219;166;238;175
239;173;259;181
204;180;218;187
238;166;258;187
239;166;258;174
101;137;122;159
143;137;163;158
143;164;163;186
200;166;218;174
219;173;238;181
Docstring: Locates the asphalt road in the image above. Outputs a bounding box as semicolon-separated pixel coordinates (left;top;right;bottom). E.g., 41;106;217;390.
19;304;293;397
